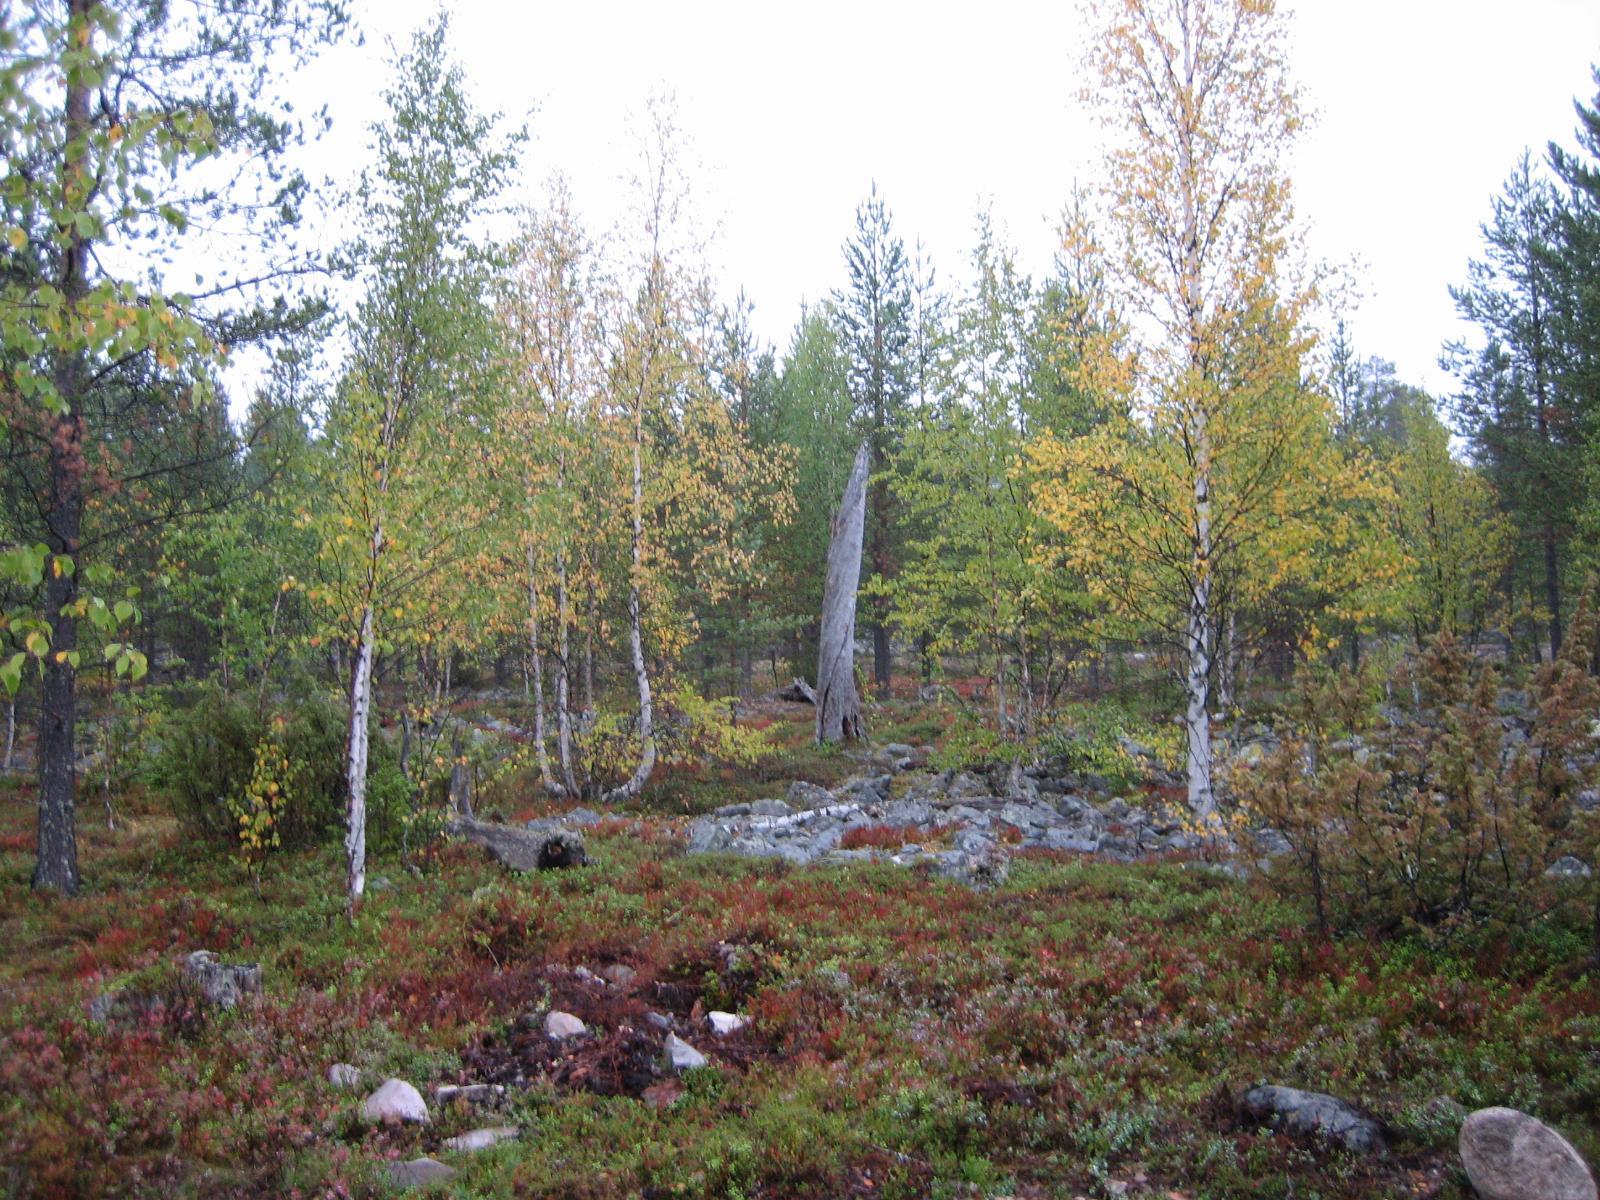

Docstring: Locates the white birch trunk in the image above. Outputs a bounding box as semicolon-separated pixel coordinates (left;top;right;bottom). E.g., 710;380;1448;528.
555;546;579;796
1178;8;1215;823
344;600;375;912
1184;439;1216;820
604;415;656;802
816;442;869;743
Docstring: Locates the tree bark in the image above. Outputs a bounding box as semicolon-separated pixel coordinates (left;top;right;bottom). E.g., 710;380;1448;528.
817;442;869;742
555;545;578;796
344;601;375;914
34;2;95;894
603;404;656;802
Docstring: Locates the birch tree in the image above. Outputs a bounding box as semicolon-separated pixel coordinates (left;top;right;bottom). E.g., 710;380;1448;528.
1033;0;1383;819
317;17;515;910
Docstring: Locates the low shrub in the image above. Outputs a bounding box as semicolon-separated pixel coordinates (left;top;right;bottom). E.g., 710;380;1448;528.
154;682;400;853
1237;594;1600;941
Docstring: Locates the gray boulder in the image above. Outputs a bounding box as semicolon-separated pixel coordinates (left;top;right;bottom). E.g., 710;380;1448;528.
452;817;586;870
1459;1106;1597;1200
788;780;838;809
688;818;731;853
1240;1084;1384;1154
882;798;934;828
326;1062;362;1090
544;1010;587;1040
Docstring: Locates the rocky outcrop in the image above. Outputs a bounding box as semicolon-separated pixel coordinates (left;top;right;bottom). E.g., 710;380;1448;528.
681;754;1220;884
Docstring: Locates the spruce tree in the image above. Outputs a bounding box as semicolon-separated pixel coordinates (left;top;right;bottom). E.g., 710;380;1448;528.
833;184;913;693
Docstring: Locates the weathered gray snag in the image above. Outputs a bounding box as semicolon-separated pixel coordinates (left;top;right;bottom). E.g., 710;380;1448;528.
816;442;869;743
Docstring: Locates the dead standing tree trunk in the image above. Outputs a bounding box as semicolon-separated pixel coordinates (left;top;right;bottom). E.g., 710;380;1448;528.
816;442;870;743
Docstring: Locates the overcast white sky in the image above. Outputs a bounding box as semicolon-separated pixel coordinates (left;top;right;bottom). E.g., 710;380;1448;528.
280;0;1600;400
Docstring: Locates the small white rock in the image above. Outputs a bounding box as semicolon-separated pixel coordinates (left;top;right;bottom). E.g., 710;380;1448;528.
443;1125;520;1152
327;1062;361;1090
361;1078;429;1125
706;1011;748;1036
663;1032;708;1072
544;1010;587;1040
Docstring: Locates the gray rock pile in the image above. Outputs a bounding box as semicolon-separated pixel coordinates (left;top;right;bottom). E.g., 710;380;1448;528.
683;754;1213;884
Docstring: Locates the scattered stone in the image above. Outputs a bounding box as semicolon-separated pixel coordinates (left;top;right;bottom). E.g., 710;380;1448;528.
600;963;637;989
706;1011;748;1036
443;1125;520;1152
662;1032;708;1072
1576;789;1600;813
1546;855;1593;879
644;1011;674;1032
182;950;261;1010
361;1078;429;1125
688;818;731;853
1240;1084;1384;1154
327;1063;362;1090
544;1010;587;1040
434;1082;503;1106
1459;1106;1597;1200
563;806;602;827
388;1158;455;1188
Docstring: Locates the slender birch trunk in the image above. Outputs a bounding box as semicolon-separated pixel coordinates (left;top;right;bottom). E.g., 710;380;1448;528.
1178;7;1215;822
344;598;376;914
555;545;579;796
604;407;655;801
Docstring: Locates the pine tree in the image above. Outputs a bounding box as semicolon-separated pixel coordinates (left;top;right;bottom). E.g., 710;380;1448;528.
1449;153;1575;659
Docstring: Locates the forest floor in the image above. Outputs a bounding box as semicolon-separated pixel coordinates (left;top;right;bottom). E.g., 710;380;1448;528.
1;696;1598;1199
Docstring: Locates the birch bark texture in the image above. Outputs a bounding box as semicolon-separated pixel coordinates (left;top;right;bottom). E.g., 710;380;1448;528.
816;442;870;743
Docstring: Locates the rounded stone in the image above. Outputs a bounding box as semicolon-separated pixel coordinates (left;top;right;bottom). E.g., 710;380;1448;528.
361;1078;429;1125
1459;1106;1597;1200
544;1010;587;1040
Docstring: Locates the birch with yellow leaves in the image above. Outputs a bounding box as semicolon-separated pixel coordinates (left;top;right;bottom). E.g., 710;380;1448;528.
1030;0;1398;819
310;19;516;911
